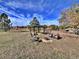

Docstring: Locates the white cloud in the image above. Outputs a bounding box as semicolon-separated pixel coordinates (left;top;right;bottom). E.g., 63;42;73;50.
0;2;59;26
26;13;59;25
0;0;2;2
0;5;26;19
6;1;44;11
9;17;27;26
0;5;44;26
42;20;59;25
0;5;28;26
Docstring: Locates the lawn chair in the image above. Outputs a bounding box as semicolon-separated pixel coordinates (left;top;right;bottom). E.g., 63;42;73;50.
30;32;41;42
54;33;62;40
49;33;54;38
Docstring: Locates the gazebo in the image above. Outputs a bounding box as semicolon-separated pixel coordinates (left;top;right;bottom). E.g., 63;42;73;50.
28;25;47;33
28;17;47;34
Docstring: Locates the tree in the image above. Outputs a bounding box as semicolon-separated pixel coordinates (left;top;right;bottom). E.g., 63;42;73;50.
30;17;40;27
30;17;40;32
0;13;11;31
59;4;79;29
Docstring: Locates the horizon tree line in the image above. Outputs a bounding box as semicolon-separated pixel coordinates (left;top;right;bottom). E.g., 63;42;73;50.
0;4;79;32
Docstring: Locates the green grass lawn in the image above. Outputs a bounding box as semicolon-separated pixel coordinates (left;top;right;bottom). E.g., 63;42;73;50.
0;32;79;59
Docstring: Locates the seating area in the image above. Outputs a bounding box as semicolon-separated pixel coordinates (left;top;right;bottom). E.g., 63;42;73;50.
30;31;62;43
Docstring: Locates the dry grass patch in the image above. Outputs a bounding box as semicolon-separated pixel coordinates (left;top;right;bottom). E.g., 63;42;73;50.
0;31;79;59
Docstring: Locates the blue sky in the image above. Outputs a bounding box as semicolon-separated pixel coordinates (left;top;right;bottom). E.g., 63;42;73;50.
0;0;79;26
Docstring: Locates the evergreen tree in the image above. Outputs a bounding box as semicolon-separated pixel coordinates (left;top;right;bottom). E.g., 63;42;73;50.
0;13;11;31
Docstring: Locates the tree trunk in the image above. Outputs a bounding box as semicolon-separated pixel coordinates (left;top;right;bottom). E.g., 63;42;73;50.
43;27;45;33
38;27;40;33
33;27;35;33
